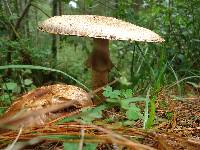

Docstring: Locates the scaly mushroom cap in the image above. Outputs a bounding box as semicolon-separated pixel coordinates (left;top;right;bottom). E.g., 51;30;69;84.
3;84;92;126
38;15;164;42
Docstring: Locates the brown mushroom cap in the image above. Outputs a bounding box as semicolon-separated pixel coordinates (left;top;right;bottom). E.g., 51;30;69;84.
38;15;164;42
3;84;92;127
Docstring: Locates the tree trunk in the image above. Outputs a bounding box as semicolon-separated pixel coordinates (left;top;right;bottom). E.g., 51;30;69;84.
6;0;32;75
51;0;58;59
7;0;32;56
34;5;38;47
58;0;63;15
25;0;30;37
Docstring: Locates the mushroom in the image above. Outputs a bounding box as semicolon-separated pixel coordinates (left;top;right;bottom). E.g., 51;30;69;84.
3;84;92;127
38;15;164;104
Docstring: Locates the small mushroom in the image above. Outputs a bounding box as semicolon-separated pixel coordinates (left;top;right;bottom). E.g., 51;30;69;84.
38;15;164;104
3;84;92;127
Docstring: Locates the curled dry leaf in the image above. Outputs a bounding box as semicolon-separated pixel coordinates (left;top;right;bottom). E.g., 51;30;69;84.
2;84;93;127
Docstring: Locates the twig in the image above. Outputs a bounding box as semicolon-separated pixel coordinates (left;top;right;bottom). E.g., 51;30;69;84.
31;4;50;18
79;129;85;150
5;126;23;150
1;79;12;103
89;78;119;98
87;124;156;150
14;0;32;32
167;76;200;89
47;108;84;125
4;0;13;15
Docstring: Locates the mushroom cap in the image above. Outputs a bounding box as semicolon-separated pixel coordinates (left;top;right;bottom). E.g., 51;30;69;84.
3;84;92;127
38;15;164;43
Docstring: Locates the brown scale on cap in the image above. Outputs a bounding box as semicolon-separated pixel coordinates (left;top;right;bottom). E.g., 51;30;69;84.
38;15;164;104
3;84;92;127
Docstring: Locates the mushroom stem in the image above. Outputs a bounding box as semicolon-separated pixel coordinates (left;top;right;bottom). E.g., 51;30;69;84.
86;38;113;104
92;70;108;104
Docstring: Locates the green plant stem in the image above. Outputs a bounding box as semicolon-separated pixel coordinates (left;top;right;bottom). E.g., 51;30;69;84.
145;95;156;129
144;88;150;129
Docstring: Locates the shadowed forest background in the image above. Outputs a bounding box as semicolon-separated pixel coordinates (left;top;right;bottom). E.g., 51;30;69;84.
0;0;200;149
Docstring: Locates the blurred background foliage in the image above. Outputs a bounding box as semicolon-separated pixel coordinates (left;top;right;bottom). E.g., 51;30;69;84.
0;0;200;108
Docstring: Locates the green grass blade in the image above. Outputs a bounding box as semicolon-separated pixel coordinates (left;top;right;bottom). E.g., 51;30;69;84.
145;95;156;129
143;88;150;129
0;65;89;91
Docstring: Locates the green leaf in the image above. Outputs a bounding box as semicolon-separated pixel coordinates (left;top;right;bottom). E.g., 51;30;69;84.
24;79;33;86
121;89;133;98
110;90;121;99
121;97;146;109
0;108;6;116
0;93;12;105
3;82;17;91
106;98;117;103
123;120;135;126
103;86;113;98
165;112;173;120
81;105;106;123
63;142;79;150
124;97;146;103
27;84;37;91
58;115;79;123
103;86;120;99
125;105;142;121
104;118;114;123
63;142;97;150
121;101;130;109
84;143;97;150
119;76;131;86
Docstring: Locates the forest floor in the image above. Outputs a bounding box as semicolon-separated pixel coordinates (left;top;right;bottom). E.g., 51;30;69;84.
0;87;199;150
140;89;200;150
